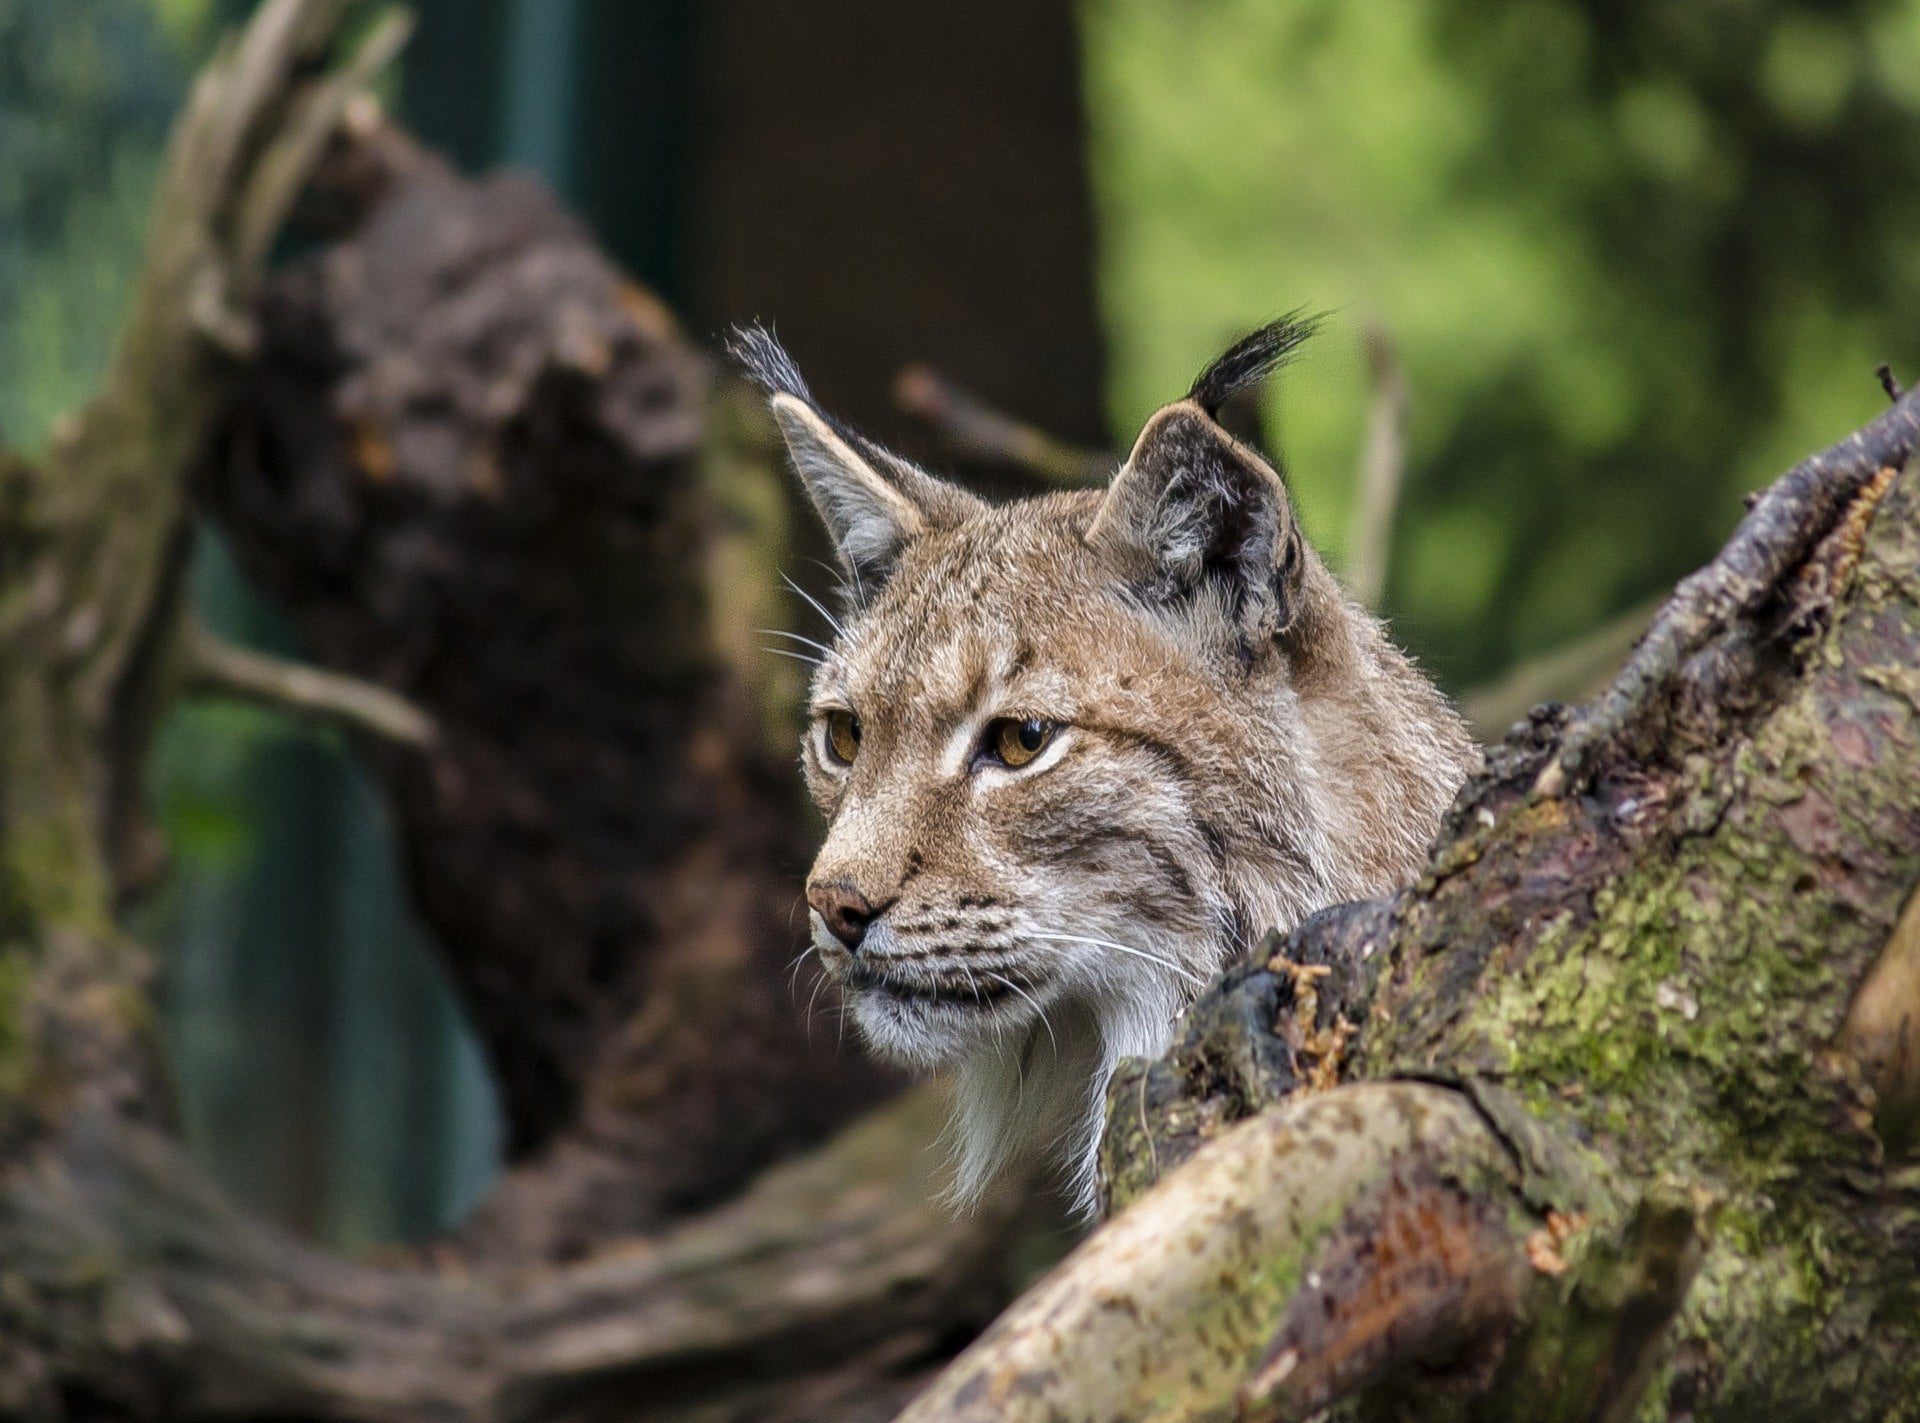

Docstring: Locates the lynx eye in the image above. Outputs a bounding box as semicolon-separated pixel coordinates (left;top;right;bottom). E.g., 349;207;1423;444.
987;717;1056;769
822;709;861;766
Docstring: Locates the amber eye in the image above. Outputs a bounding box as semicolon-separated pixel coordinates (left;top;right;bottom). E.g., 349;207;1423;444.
822;710;861;766
988;717;1055;769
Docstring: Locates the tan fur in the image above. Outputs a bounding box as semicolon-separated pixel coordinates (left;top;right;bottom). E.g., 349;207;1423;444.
754;331;1480;1214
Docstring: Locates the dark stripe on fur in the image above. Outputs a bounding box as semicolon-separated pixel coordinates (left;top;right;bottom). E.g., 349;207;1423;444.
1011;814;1199;907
1077;720;1210;797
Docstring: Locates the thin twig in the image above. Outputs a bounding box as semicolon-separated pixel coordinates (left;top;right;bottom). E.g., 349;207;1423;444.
1345;320;1409;610
185;624;436;748
229;6;414;280
1878;363;1904;404
894;365;1111;485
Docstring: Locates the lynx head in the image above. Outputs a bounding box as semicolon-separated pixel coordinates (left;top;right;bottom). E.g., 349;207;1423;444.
737;319;1476;1215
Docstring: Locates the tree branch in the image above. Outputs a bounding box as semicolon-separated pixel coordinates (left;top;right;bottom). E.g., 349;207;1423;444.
1530;381;1920;798
902;1083;1616;1423
0;1088;1029;1423
183;623;437;747
894;364;1110;485
1;0;406;1106
1344;321;1409;610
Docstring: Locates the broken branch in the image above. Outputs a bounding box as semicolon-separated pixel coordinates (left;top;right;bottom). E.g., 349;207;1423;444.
894;364;1111;484
184;623;437;748
1531;381;1920;797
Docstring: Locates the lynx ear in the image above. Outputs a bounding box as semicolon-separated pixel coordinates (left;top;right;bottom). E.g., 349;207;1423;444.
732;325;979;586
1090;317;1318;643
768;394;930;577
1090;404;1303;640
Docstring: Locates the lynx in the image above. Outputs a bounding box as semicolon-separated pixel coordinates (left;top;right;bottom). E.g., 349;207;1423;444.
737;318;1479;1214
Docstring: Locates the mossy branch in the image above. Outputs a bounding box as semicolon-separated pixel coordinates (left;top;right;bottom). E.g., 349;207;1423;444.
904;1083;1654;1423
6;0;410;900
1531;383;1920;798
1;0;408;1100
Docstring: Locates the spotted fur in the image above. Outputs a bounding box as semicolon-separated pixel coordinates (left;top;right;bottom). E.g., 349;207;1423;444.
742;321;1480;1215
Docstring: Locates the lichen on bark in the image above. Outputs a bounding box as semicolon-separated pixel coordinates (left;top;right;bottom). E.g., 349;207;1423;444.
1353;465;1920;1417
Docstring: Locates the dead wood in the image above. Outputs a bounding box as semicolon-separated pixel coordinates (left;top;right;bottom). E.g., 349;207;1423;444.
1;6;1033;1418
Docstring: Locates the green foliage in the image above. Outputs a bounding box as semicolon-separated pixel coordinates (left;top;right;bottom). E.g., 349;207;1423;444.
1084;0;1920;685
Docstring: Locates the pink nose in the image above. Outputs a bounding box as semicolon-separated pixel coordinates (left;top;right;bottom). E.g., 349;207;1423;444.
808;882;880;951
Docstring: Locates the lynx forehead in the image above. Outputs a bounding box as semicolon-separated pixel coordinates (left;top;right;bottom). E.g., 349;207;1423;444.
737;318;1478;1215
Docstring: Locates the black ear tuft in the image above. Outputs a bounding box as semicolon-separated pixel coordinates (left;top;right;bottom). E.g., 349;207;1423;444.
727;323;814;404
728;322;898;469
1186;311;1323;419
727;322;988;588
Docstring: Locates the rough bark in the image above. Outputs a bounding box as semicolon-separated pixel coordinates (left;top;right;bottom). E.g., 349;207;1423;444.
0;1088;1031;1423
2;0;408;1128
1;5;1032;1418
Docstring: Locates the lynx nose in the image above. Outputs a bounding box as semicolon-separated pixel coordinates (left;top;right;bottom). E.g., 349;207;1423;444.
808;882;885;952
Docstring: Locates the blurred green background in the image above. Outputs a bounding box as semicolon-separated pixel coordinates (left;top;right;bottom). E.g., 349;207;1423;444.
5;0;1917;1245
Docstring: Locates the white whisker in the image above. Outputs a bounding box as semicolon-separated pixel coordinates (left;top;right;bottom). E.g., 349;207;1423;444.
804;970;830;1043
781;571;850;640
988;972;1057;1055
759;627;837;658
810;555;863;607
762;645;826;668
1031;932;1208;988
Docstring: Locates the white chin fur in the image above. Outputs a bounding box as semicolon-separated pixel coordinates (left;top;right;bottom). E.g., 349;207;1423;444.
828;916;1194;1219
931;983;1186;1220
848;984;1034;1067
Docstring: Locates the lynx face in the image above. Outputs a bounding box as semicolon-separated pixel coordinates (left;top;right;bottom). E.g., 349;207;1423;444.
739;321;1478;1214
